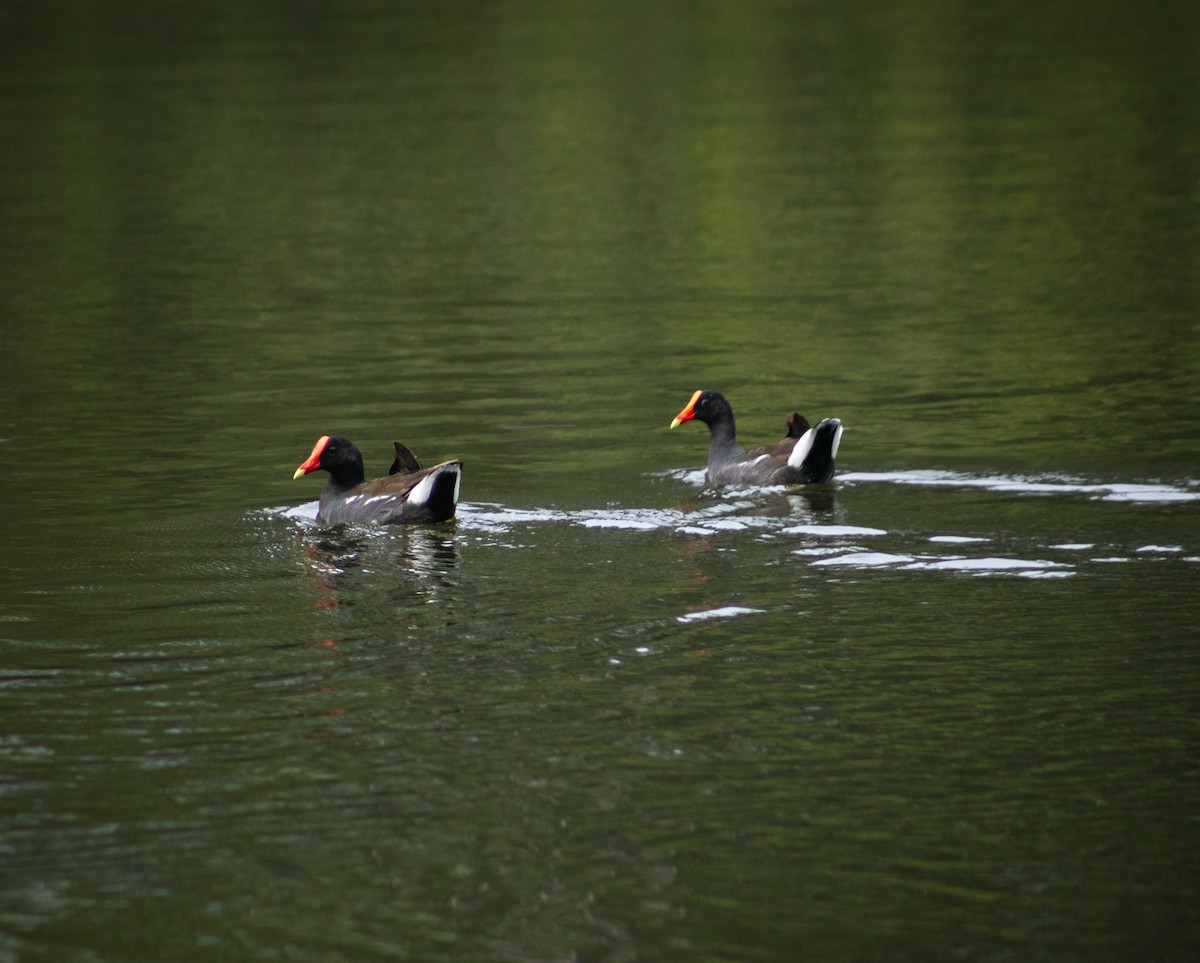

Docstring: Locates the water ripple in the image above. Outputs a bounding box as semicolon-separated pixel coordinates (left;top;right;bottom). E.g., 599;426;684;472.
811;552;1074;579
262;463;1196;582
838;470;1200;503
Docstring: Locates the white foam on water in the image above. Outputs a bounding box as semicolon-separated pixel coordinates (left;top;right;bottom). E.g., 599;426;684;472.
1102;488;1197;503
455;504;571;531
268;467;1192;574
266;502;319;524
677;606;766;623
783;524;887;537
906;556;1070;573
838;470;1199;504
580;517;661;530
812;552;916;568
810;551;1073;578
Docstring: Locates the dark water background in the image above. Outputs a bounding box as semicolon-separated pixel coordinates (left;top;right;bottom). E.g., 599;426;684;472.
1;1;1197;960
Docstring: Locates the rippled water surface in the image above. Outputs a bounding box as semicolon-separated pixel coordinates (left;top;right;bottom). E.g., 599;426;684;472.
2;1;1198;961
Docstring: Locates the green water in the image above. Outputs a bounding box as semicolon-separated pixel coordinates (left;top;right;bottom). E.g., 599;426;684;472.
2;1;1198;961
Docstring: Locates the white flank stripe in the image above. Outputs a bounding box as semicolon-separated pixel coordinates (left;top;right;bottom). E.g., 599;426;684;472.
786;428;816;469
409;464;462;507
408;472;436;505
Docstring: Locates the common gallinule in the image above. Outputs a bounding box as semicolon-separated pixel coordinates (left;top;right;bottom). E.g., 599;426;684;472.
670;390;843;486
293;435;462;525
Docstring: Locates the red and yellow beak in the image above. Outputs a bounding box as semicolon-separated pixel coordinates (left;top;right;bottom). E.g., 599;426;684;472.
293;435;330;478
670;390;702;429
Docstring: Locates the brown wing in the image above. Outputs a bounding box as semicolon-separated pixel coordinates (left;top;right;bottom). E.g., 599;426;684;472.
785;412;812;438
323;460;462;524
361;463;442;499
745;412;813;459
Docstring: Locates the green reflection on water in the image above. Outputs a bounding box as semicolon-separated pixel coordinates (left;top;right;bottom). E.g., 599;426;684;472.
1;1;1198;961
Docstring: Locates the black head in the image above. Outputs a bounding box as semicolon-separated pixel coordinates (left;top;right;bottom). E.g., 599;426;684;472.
293;435;366;486
670;389;733;428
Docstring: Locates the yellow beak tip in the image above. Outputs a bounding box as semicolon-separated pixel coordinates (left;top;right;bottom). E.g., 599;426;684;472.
669;418;682;429
292;467;306;479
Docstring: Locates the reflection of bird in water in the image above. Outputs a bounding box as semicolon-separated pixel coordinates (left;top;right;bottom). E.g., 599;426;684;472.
296;524;462;617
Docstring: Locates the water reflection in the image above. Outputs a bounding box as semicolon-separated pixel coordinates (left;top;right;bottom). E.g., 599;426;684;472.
296;525;462;608
4;0;1198;955
297;521;460;588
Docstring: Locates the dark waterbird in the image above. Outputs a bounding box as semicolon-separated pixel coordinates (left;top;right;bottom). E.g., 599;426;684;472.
670;390;843;486
293;435;462;525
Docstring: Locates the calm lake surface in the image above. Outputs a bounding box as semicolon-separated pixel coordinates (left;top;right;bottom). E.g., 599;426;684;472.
2;1;1198;960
